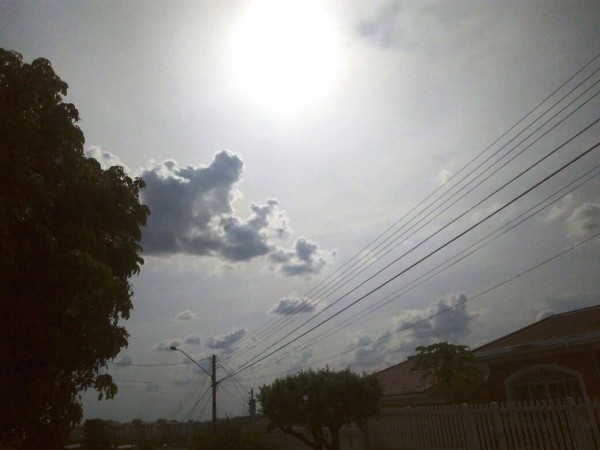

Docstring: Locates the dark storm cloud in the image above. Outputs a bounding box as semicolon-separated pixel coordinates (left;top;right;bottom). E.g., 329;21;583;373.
394;293;476;341
269;297;316;315
205;327;246;350
269;237;332;276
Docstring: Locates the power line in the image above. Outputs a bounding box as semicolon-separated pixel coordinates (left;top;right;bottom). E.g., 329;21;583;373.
222;57;600;364
222;137;600;382
231;162;600;377
236;229;600;383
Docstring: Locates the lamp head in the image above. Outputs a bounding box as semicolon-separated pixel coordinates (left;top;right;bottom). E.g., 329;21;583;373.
169;346;177;351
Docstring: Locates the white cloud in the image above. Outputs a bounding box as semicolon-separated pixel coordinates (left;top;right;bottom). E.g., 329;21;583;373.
114;355;133;365
184;335;201;345
85;146;129;172
566;202;600;238
393;293;476;342
205;327;246;350
139;151;330;275
269;297;318;315
536;309;556;321
176;310;196;320
155;339;184;351
269;237;333;276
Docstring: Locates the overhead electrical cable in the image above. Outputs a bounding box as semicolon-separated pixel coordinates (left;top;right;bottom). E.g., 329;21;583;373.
234;164;600;376
221;137;600;382
236;229;600;383
223;117;600;372
222;61;600;364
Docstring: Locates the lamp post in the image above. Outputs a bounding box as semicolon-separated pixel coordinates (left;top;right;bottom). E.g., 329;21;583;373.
170;346;217;433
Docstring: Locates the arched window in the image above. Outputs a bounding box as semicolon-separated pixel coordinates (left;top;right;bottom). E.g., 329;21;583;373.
505;364;587;401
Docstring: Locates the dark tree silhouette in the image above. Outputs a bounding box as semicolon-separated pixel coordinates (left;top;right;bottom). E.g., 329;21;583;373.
258;368;381;450
0;49;149;448
414;342;484;402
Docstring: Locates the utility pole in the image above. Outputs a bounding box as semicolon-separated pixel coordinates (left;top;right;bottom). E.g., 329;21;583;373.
249;388;256;421
211;354;217;433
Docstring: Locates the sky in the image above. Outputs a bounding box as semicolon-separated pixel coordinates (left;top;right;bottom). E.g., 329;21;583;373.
2;0;600;423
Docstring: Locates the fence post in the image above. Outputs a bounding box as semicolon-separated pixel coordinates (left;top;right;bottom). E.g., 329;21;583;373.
566;397;591;450
490;402;508;450
461;403;481;450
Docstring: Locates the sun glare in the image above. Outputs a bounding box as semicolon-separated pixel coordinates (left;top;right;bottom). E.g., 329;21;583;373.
228;0;342;115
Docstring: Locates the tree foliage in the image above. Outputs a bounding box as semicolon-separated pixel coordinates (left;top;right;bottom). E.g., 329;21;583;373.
414;342;484;402
258;367;381;450
0;49;149;447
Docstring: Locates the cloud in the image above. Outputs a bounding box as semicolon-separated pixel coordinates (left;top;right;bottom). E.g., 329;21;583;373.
269;297;317;315
540;193;575;223
542;292;600;315
176;310;196;320
393;293;476;342
205;327;246;350
269;237;332;276
114;354;133;365
137;150;332;275
566;202;600;238
85;146;129;171
184;335;201;345
536;309;556;321
140;151;244;256
155;339;184;351
351;332;393;368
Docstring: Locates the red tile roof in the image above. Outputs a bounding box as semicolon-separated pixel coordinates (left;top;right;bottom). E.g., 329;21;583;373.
474;305;600;354
373;357;433;397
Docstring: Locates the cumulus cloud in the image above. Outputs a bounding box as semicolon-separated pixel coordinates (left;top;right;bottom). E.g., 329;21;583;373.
184;335;201;345
85;146;129;171
351;332;393;368
566;202;600;238
269;237;333;276
205;327;246;350
176;310;196;320
394;293;476;342
155;338;184;351
269;297;318;315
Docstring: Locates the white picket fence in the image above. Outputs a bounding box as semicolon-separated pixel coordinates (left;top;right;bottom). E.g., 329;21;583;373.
368;397;600;450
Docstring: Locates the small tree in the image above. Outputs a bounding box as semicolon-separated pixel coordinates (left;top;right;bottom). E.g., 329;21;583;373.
258;367;381;450
414;342;484;402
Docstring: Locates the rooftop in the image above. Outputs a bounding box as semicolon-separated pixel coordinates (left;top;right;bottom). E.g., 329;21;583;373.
474;305;600;354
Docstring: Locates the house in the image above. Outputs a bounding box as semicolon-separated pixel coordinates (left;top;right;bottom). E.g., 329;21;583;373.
373;305;600;405
473;304;600;402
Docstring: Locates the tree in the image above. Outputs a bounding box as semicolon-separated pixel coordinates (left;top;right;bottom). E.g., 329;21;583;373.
258;367;382;450
414;342;484;402
0;49;149;448
82;419;114;450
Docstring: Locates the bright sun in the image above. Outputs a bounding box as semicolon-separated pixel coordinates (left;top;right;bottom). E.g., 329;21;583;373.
228;0;342;115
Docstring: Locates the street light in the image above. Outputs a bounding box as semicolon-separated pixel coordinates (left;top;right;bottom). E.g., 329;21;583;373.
169;346;210;376
170;346;218;433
